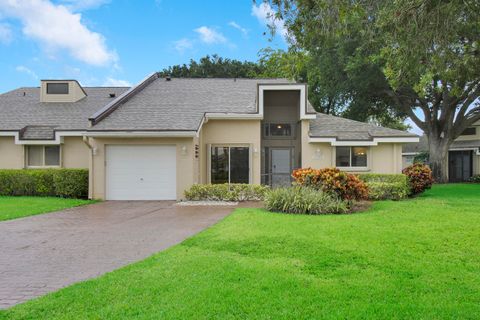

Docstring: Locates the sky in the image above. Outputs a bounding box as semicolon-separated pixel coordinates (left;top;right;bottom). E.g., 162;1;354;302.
0;0;423;134
0;0;287;93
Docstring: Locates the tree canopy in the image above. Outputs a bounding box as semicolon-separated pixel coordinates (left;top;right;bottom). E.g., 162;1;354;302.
267;0;480;181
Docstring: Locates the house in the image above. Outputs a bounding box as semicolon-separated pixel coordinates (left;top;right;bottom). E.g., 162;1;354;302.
402;128;480;182
0;73;419;200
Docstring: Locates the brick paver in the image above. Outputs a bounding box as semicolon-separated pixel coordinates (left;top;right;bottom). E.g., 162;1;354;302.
0;201;233;309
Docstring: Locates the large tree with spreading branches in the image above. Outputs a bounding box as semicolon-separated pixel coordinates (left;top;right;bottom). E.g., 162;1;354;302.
265;0;480;182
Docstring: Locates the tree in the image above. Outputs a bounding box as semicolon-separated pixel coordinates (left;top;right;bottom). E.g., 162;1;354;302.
158;54;263;78
267;0;480;182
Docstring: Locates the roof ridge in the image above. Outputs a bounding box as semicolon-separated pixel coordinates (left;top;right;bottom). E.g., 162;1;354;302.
88;72;160;126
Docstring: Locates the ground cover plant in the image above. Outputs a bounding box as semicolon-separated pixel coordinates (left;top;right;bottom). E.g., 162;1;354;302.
184;183;269;201
0;197;96;222
2;184;479;319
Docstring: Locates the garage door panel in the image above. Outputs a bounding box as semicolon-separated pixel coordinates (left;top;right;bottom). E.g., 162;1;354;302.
106;145;177;200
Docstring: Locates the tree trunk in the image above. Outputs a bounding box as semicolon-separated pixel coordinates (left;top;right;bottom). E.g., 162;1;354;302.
427;136;450;183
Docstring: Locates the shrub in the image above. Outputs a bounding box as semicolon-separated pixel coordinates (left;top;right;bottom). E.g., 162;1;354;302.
0;169;88;198
468;174;480;183
402;163;434;195
292;167;368;201
53;169;89;198
358;174;409;200
264;187;348;215
184;184;269;201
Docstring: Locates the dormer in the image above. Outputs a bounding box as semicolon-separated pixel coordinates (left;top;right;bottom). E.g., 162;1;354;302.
40;80;87;103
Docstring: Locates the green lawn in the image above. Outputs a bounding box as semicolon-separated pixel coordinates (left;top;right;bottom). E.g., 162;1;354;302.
2;184;479;319
0;197;96;222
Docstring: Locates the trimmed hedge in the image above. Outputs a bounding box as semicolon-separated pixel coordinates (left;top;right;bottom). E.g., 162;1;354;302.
264;187;348;215
184;183;269;201
0;169;88;198
358;174;409;200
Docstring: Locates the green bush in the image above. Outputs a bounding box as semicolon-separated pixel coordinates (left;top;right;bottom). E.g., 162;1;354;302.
0;169;88;198
264;187;348;215
402;163;434;195
358;174;409;200
184;184;269;201
468;174;480;183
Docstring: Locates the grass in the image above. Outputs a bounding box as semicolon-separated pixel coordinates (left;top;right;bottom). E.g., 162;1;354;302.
1;184;480;319
0;196;96;222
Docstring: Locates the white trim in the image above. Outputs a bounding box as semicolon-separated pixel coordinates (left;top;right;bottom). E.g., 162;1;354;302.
84;131;197;138
204;113;263;120
402;152;420;156
258;84;315;120
309;136;419;146
450;147;480;155
0;131;86;145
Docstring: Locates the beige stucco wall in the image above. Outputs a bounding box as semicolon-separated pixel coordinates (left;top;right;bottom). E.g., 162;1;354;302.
40;80;86;103
474;154;480;175
199;119;261;184
62;137;89;168
0;137;24;169
302;120;403;173
89;137;195;200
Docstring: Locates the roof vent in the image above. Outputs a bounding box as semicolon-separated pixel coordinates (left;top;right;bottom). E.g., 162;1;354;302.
109;93;116;98
165;75;171;81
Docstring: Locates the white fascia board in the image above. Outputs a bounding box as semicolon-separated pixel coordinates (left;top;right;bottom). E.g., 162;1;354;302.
309;136;420;146
0;131;85;145
402;152;421;156
450;147;480;155
84;131;197;138
258;84;315;120
204;113;263;120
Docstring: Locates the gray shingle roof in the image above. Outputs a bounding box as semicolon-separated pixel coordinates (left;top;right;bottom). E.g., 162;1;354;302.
310;113;417;140
0;87;129;131
90;77;292;131
20;126;56;140
403;135;480;153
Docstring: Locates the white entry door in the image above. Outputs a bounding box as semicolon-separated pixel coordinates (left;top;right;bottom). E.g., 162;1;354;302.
106;145;177;200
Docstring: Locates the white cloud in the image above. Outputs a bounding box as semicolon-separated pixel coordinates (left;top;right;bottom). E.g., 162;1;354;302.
16;65;38;79
251;3;287;39
103;77;131;87
0;22;12;44
194;26;227;44
173;38;193;54
228;21;248;38
0;0;116;66
59;0;110;11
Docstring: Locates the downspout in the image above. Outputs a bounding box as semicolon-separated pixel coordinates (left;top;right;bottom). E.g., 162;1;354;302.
82;136;94;200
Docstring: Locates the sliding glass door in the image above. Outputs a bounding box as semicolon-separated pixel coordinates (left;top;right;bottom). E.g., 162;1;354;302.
211;146;250;184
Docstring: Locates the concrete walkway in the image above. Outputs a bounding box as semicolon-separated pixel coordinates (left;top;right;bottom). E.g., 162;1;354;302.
0;201;233;309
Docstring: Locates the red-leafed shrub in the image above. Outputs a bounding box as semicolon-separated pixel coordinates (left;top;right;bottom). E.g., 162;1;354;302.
292;167;368;201
402;163;434;195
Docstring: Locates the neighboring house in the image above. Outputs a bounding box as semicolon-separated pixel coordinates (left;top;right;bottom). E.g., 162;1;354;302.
0;73;418;200
402;126;480;182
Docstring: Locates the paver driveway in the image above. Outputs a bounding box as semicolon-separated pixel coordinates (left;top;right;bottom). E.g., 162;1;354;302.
0;201;233;309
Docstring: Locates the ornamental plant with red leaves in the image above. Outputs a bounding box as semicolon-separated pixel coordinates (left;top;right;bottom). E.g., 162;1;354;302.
292;167;368;201
402;163;434;195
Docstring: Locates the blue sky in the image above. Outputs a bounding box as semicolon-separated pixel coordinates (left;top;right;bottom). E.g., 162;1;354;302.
0;0;287;93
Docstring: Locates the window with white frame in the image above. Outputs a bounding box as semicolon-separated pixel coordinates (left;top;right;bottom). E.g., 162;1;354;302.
210;146;250;184
27;145;60;167
336;146;367;168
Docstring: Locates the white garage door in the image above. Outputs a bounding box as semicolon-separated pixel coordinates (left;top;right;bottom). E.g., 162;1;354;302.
106;145;177;200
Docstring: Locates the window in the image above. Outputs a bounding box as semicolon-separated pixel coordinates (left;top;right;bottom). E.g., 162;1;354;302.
336;147;368;168
46;83;69;94
211;146;249;184
27;145;60;167
461;127;476;136
263;123;293;138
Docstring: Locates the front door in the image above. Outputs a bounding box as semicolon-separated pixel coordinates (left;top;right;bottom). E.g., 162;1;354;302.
448;150;473;182
271;148;292;187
